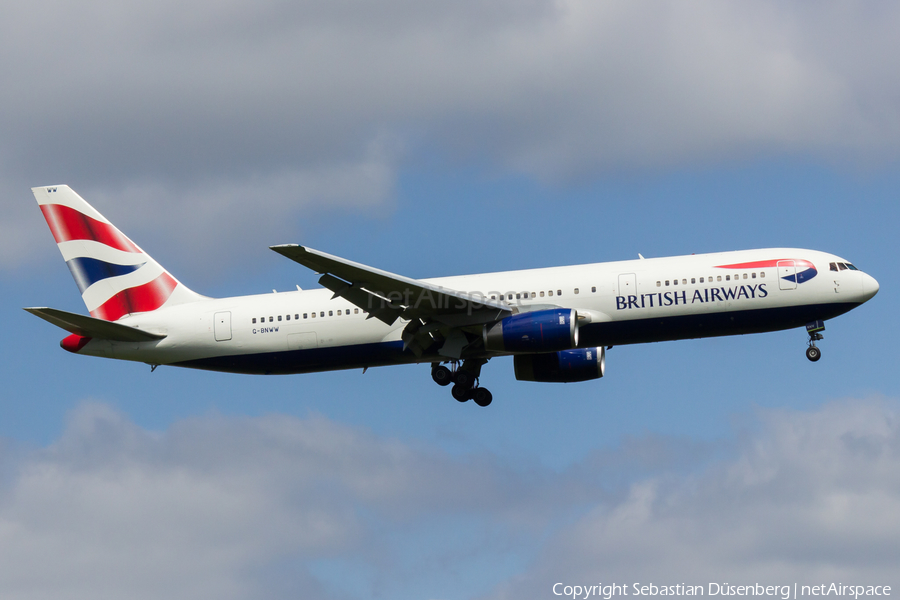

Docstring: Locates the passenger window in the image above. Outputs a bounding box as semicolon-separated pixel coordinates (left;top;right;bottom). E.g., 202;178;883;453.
725;275;730;281
337;310;342;315
354;308;359;314
699;277;704;283
516;294;520;300
665;280;670;286
574;288;579;294
657;281;661;287
295;314;299;320
311;312;316;318
548;291;553;296
691;278;696;284
303;313;308;319
531;292;536;298
751;273;756;279
269;317;273;322
278;315;282;321
328;311;333;316
717;276;722;282
591;287;596;293
508;294;513;300
557;290;562;296
673;279;678;285
320;311;325;317
682;279;687;285
252;318;257;324
760;272;765;278
491;295;496;300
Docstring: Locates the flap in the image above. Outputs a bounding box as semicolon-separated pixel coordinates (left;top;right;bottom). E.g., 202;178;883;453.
270;244;511;326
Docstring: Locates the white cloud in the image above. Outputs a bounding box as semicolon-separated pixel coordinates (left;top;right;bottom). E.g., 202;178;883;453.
0;398;898;599
0;403;558;599
487;398;900;598
3;0;900;268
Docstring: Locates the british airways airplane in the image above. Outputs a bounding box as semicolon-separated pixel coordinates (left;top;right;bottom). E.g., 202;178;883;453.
26;185;879;407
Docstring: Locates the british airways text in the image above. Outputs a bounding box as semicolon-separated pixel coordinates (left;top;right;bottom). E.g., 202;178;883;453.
616;284;768;310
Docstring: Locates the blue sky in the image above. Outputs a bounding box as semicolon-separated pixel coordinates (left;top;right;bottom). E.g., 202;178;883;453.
2;2;899;599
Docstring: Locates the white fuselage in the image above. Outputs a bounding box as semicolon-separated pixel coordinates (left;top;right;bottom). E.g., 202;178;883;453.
72;248;878;375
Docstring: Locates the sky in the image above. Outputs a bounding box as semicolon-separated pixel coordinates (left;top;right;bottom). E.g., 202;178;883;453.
1;1;899;599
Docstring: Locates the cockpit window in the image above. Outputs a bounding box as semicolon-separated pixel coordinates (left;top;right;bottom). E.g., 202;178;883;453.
830;262;838;272
838;262;848;271
846;263;859;271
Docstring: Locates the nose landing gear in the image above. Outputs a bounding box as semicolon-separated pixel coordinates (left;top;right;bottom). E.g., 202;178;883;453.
805;320;824;362
432;360;492;407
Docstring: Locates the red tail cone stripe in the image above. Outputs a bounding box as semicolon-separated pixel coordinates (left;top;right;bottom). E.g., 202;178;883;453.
40;204;141;253
61;334;92;353
90;272;178;321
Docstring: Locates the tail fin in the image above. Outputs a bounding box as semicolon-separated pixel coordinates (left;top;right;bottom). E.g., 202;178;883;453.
33;185;205;321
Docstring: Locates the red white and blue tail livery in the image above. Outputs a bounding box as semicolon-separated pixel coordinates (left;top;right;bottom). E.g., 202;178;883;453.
33;186;204;321
26;185;879;407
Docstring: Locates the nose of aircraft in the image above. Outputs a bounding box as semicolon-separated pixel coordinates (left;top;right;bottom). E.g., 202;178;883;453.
861;272;879;301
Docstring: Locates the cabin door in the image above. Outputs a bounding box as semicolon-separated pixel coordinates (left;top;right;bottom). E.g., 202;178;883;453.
214;311;232;341
618;273;637;297
777;261;797;291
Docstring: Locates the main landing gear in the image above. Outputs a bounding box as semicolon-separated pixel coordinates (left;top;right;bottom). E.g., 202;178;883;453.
805;320;825;362
431;360;492;407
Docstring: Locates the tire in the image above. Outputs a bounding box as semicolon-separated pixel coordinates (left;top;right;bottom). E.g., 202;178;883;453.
432;365;453;386
806;346;821;362
454;370;474;388
473;388;493;407
451;384;470;402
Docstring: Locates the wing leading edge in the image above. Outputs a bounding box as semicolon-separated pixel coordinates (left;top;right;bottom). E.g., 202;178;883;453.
270;245;511;326
270;244;512;358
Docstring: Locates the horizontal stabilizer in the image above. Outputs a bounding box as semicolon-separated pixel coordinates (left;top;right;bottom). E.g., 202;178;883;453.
23;307;166;342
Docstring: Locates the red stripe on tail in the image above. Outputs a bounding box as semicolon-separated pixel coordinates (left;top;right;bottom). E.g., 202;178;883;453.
61;334;92;353
90;272;178;321
40;204;141;253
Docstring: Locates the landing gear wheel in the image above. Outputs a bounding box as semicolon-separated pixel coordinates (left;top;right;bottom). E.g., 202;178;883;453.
454;369;475;388
472;387;493;407
431;365;453;386
806;346;821;362
451;384;471;402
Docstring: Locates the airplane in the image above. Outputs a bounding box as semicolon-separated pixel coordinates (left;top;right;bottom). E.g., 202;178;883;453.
25;185;879;407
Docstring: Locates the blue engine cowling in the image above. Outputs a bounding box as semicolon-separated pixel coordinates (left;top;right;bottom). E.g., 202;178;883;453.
482;308;578;353
513;347;606;383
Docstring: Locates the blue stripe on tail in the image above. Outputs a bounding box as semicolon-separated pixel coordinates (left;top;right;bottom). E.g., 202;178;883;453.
66;257;146;293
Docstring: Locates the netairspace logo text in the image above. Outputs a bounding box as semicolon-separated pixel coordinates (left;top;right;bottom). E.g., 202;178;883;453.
551;583;892;600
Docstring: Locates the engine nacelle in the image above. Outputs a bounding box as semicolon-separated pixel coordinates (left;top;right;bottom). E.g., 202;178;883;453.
513;347;606;383
483;308;578;353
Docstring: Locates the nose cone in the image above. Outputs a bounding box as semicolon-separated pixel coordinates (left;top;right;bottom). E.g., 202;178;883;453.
861;272;879;302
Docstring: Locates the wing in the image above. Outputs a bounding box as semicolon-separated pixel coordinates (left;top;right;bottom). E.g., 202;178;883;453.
270;244;512;358
24;307;166;342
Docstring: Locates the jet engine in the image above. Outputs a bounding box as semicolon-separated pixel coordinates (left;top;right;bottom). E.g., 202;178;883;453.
513;347;605;383
483;308;578;353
